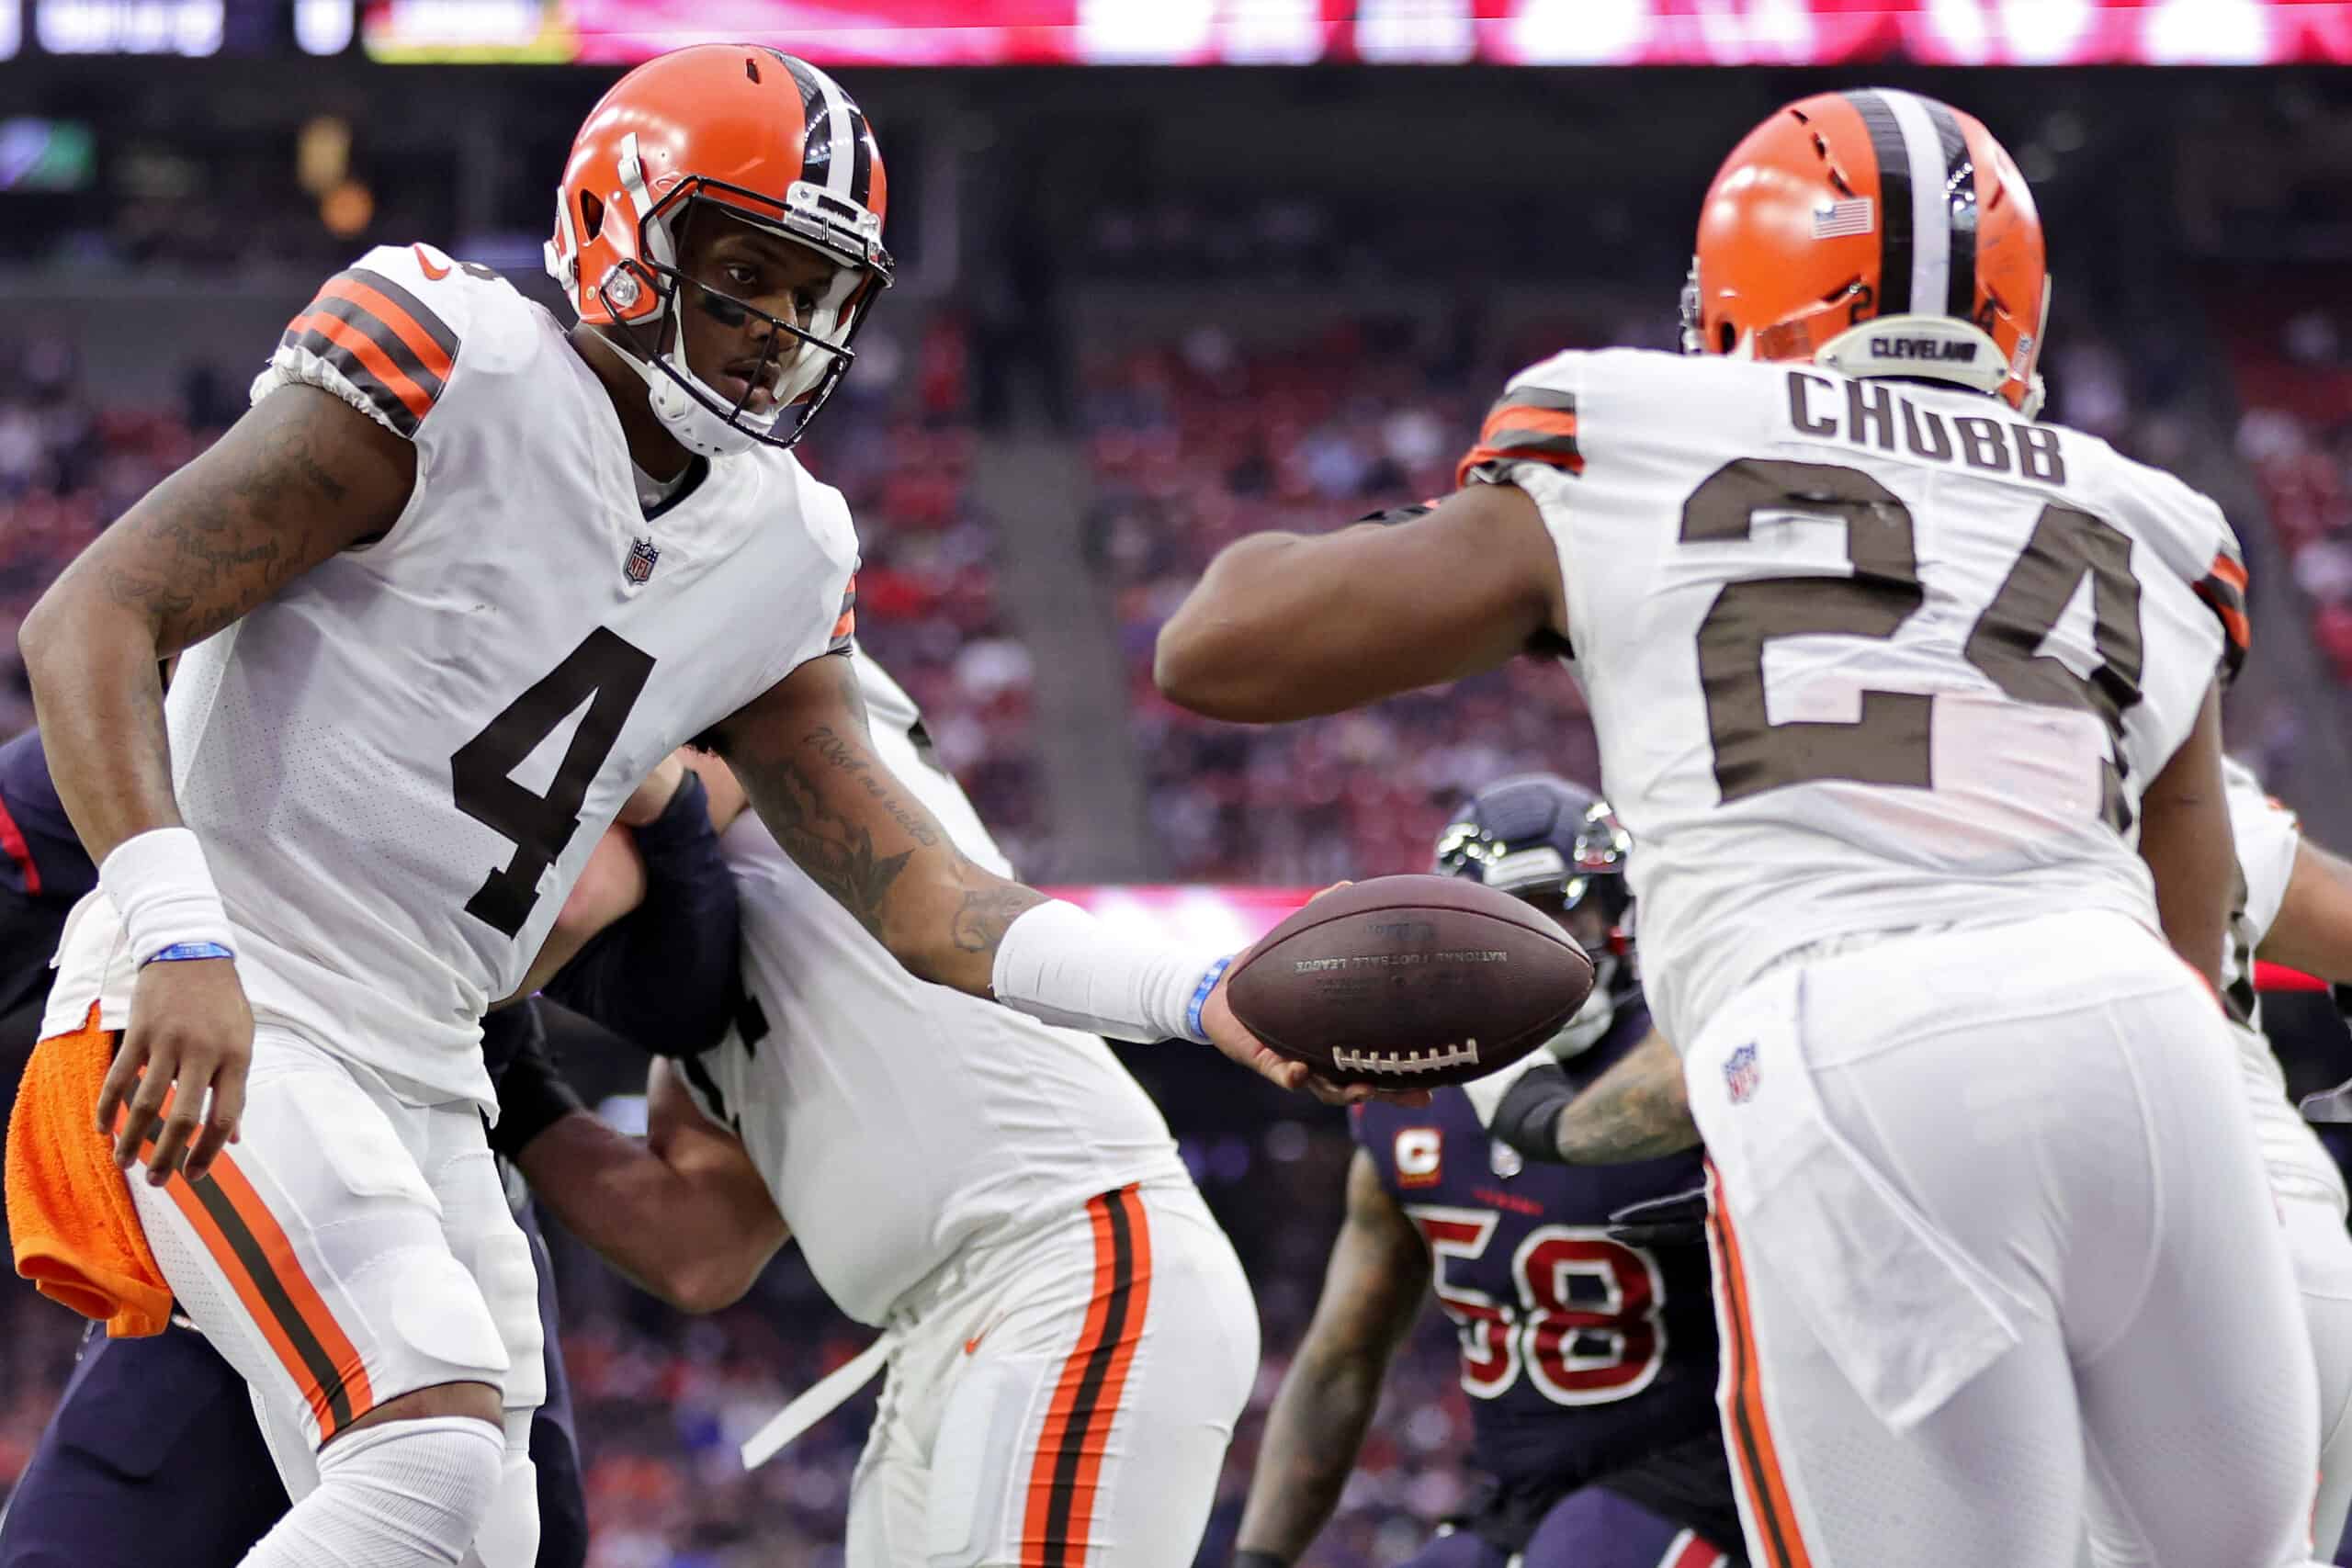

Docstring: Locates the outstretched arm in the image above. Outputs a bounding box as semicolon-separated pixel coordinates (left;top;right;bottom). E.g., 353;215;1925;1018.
1153;482;1566;724
1482;1028;1702;1166
19;383;414;1180
1235;1149;1431;1565
711;651;1350;1100
2260;837;2352;982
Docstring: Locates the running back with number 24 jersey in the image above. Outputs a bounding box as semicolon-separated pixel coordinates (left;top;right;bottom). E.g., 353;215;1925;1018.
1464;348;2247;1051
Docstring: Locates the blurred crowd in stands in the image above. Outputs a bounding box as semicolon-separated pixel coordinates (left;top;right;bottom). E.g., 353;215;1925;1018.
2223;276;2352;685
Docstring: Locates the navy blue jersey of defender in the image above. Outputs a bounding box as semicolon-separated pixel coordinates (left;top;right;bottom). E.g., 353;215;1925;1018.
1353;1002;1719;1501
0;728;92;906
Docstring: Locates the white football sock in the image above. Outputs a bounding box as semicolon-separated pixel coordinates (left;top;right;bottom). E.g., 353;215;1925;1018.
459;1407;541;1568
242;1415;502;1568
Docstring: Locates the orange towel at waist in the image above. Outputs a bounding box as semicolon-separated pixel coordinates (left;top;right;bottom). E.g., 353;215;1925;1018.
6;1003;172;1337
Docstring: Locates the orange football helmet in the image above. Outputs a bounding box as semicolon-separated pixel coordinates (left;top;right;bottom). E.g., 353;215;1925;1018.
545;43;892;455
1682;88;2049;417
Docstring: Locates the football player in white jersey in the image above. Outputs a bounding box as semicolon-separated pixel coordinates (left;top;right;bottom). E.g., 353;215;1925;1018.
9;45;1313;1568
1426;756;2352;1563
1151;89;2325;1566
2210;762;2352;1560
476;650;1258;1568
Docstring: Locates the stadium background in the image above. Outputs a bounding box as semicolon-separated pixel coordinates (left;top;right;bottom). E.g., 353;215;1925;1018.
4;2;2352;1562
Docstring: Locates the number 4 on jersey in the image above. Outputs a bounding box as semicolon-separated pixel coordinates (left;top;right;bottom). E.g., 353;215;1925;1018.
452;627;656;938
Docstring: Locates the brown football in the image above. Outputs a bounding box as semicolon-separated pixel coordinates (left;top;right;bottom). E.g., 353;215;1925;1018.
1225;874;1596;1088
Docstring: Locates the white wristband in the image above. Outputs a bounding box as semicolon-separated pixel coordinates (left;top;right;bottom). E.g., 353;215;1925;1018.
990;899;1228;1043
99;828;235;965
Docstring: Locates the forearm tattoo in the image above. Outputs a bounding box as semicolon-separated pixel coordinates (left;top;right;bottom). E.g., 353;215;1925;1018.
1553;1035;1702;1164
735;732;917;942
738;714;1042;958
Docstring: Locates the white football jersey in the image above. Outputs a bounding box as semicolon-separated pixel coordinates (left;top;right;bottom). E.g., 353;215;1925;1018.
2220;758;2343;1209
1465;349;2246;1048
43;243;858;1109
678;653;1189;1325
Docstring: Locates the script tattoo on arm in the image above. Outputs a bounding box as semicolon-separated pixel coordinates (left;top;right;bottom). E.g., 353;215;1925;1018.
1552;1030;1702;1164
734;722;920;943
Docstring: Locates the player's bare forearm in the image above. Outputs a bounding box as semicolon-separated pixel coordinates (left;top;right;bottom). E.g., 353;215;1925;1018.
1238;1343;1393;1559
1552;1029;1702;1164
514;1063;787;1314
2138;680;2234;991
19;384;413;859
2260;839;2352;982
1153;483;1566;724
1238;1151;1430;1560
718;652;1042;995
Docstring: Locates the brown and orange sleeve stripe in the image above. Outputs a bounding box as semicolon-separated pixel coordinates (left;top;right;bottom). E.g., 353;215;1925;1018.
829;577;858;653
1456;385;1583;488
1020;1185;1152;1568
279;267;461;440
2194;550;2250;682
1703;1162;1813;1568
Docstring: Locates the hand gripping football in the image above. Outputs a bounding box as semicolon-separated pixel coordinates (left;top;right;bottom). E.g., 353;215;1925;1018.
1225;874;1597;1088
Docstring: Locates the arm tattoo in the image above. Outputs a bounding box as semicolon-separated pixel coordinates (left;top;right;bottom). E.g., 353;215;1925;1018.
737;714;1044;960
734;740;916;942
1553;1033;1702;1164
952;876;1043;955
98;408;354;649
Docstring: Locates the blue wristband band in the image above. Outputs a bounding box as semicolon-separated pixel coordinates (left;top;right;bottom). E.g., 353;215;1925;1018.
141;941;234;967
1186;954;1235;1043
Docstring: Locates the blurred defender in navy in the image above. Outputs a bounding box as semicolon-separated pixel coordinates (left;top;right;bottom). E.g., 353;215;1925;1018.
0;736;741;1568
1234;775;1743;1568
0;730;92;1069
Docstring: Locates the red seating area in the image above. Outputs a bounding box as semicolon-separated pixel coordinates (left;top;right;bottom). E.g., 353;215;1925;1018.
2214;276;2352;683
1081;313;1611;883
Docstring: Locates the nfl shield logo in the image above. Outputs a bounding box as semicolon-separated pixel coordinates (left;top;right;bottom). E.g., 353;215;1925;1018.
1724;1043;1760;1105
625;537;659;585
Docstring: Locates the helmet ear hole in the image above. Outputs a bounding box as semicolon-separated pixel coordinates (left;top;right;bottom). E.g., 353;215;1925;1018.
579;190;605;243
1716;320;1736;355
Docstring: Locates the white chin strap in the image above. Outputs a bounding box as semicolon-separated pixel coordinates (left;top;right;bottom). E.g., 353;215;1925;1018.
617;345;765;458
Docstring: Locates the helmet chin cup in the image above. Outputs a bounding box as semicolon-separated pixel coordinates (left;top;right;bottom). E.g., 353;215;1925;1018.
644;358;761;458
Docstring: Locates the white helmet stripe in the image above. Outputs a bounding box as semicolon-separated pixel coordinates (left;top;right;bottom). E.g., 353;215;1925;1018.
1878;90;1951;331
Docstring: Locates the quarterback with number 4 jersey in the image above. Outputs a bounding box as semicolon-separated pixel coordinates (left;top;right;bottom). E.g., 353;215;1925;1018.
1159;88;2324;1568
9;43;1317;1568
